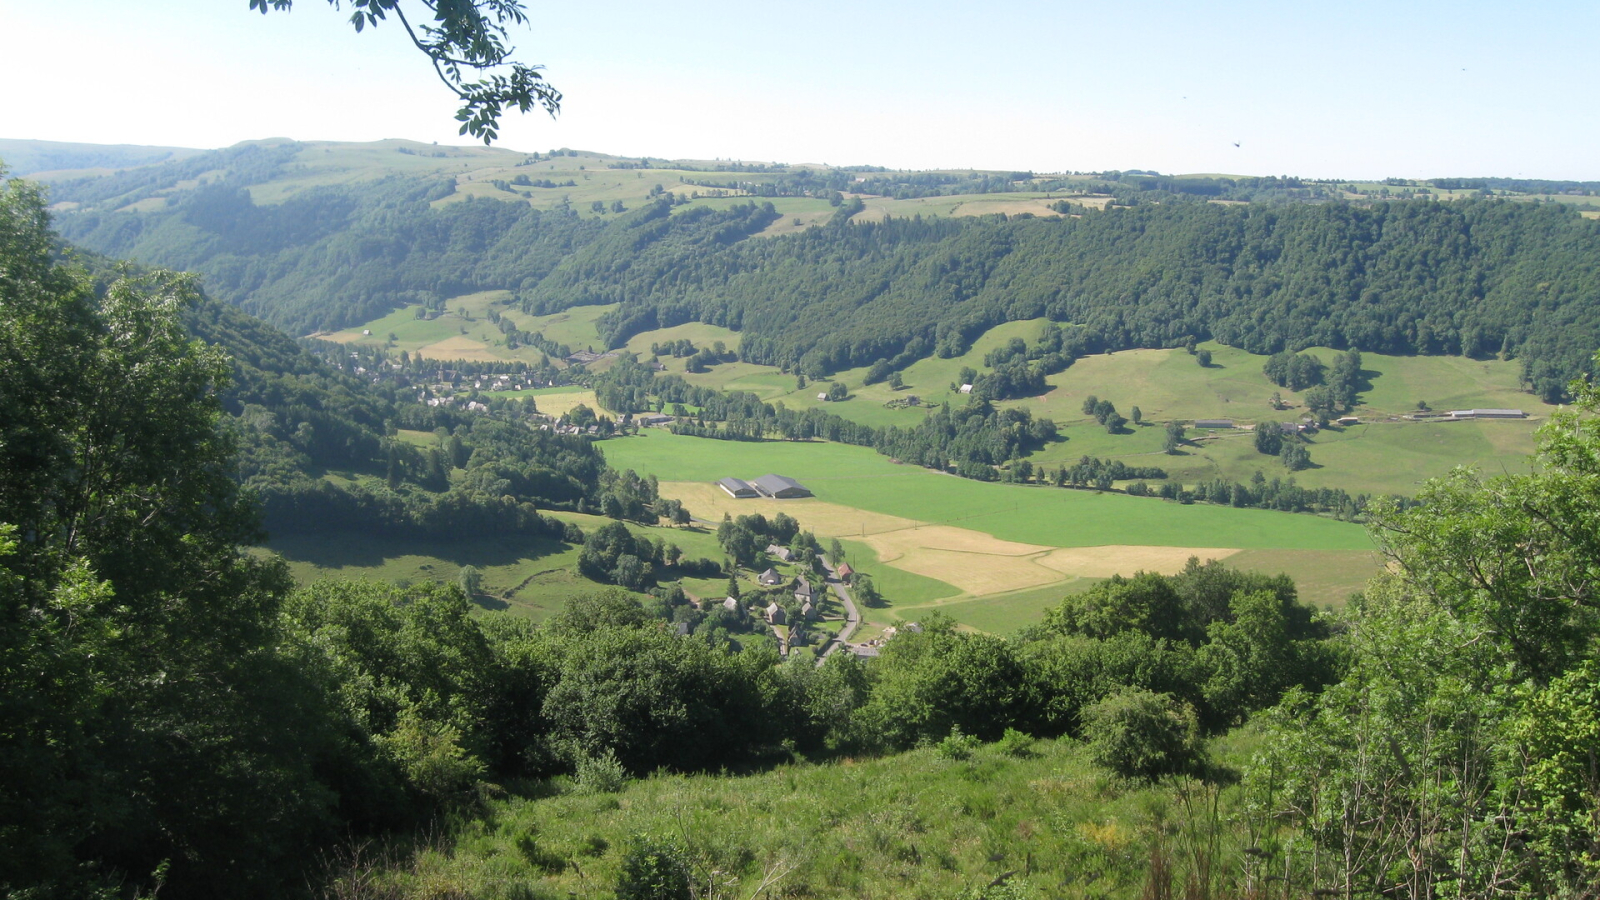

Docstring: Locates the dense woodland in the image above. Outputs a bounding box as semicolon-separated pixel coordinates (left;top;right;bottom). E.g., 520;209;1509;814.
47;146;1600;402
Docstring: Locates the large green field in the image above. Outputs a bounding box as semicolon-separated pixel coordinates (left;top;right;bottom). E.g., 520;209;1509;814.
602;431;1370;551
600;430;1378;633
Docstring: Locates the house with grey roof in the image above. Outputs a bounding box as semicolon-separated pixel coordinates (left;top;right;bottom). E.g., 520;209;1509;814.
758;567;783;585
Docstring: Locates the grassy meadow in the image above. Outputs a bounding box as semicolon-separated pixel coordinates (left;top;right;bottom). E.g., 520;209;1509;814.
342;729;1270;900
318;292;614;366
266;531;589;621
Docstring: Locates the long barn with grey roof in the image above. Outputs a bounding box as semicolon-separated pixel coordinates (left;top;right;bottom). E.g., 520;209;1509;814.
718;477;758;498
752;474;812;498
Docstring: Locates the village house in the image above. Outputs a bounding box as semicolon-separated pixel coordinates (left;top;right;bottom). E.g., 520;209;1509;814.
766;544;793;562
764;602;786;626
793;579;815;605
835;562;854;583
758;567;783;585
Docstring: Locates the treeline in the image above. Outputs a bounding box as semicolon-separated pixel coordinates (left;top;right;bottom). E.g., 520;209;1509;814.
1132;474;1374;520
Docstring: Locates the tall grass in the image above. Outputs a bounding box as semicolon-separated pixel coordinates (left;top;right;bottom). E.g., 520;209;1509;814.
327;731;1279;899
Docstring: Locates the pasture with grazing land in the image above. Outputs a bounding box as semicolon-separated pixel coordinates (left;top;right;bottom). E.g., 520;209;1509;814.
600;429;1378;632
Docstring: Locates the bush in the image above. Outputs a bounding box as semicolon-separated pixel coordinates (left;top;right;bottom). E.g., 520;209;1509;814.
574;749;629;794
995;727;1036;758
935;726;981;761
1083;688;1201;781
616;835;692;900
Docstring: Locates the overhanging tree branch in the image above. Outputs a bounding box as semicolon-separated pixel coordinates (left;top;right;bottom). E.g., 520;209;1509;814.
248;0;561;143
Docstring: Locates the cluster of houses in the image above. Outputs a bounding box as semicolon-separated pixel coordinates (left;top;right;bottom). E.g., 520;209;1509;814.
716;474;813;499
419;394;492;412
539;422;606;436
470;373;535;392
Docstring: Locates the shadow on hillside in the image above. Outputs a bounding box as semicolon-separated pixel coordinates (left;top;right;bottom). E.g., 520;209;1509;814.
470;594;511;612
265;532;569;570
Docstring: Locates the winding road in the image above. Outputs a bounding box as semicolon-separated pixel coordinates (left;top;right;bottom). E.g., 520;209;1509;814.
814;554;861;665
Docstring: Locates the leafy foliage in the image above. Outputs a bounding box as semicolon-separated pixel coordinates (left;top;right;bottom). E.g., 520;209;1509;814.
250;0;561;142
1246;356;1600;896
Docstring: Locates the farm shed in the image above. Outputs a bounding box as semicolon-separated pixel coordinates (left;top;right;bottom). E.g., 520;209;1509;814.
752;474;812;499
1449;408;1527;419
718;477;759;498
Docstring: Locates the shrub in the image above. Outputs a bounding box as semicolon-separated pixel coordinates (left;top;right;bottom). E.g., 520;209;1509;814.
616;835;692;900
995;727;1036;758
1083;687;1201;781
935;726;981;761
574;750;629;794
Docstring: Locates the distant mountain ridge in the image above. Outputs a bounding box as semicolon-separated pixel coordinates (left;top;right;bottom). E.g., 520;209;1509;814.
34;138;1600;402
0;138;205;177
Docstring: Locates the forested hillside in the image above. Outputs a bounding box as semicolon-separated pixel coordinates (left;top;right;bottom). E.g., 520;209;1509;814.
554;198;1600;402
50;141;611;335
62;237;659;543
47;140;1600;401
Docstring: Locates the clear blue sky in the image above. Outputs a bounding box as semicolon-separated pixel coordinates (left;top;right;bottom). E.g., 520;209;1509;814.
3;0;1595;179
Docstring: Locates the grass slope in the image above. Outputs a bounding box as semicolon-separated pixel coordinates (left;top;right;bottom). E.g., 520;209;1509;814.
265;532;588;621
351;731;1266;900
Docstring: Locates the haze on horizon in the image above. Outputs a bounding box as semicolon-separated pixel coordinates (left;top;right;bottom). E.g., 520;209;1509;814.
3;0;1595;181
